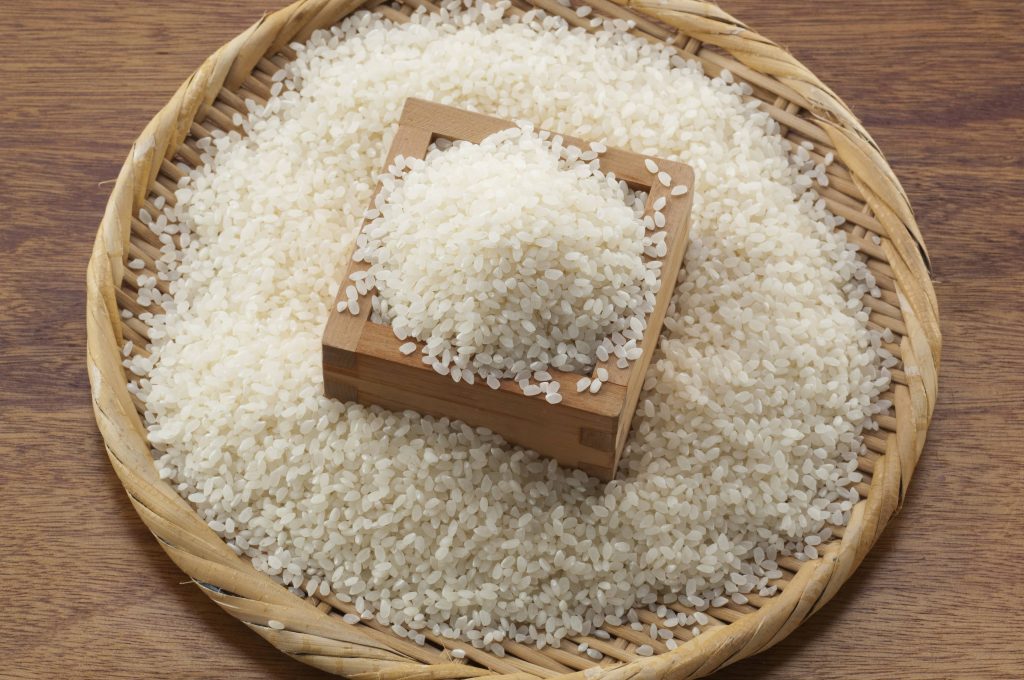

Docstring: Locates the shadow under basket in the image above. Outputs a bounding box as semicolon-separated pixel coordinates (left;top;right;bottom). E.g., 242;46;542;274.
86;0;940;678
323;97;695;481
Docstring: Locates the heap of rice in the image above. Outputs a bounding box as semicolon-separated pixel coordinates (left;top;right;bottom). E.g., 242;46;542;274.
128;1;890;655
340;125;658;399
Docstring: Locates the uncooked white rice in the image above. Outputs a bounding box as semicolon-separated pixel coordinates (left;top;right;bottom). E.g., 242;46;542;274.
130;1;888;652
341;124;659;392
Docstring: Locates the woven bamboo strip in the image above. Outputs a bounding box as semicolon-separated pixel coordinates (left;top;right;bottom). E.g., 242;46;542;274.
86;0;939;678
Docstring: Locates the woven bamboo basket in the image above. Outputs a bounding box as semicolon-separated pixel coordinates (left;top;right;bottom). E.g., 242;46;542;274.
86;0;941;677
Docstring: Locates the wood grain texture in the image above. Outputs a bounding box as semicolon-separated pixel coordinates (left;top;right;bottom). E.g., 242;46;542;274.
0;0;1021;678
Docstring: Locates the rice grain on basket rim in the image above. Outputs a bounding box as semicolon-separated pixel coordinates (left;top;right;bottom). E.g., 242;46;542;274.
126;1;890;652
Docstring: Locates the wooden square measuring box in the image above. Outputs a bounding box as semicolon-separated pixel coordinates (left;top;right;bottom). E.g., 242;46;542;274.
323;98;694;480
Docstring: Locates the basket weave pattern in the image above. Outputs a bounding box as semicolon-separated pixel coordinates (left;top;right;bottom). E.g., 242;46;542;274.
86;0;941;677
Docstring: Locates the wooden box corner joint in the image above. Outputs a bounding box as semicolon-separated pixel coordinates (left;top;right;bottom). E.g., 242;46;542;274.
323;98;694;480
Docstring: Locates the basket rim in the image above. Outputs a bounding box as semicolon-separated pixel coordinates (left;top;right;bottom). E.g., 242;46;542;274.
85;0;941;678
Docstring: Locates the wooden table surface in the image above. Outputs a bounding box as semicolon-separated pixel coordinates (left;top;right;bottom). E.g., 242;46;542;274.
1;1;1021;678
